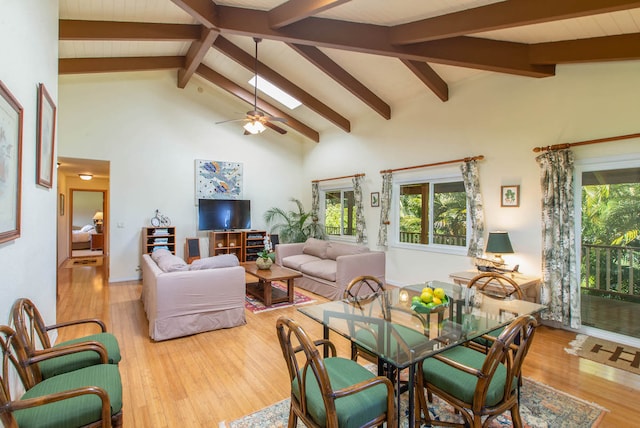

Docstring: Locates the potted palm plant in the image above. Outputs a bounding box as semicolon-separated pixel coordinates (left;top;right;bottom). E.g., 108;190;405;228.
263;198;326;243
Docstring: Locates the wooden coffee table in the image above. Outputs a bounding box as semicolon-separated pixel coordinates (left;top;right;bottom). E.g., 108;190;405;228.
242;262;302;307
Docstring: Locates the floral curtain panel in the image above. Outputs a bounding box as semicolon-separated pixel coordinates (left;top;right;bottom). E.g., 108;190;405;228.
536;149;581;328
377;172;393;247
311;182;319;222
352;175;367;243
460;160;485;258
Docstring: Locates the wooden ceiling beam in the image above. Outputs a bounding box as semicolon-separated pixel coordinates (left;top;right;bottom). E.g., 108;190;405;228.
60;16;554;78
389;0;640;44
400;60;448;102
269;0;351;29
212;6;555;78
530;33;640;64
59;20;201;41
196;64;319;142
178;28;219;88
288;43;391;119
59;56;184;74
212;36;350;132
170;0;219;29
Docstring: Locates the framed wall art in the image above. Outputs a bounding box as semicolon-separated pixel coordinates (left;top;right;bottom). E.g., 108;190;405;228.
501;185;520;207
371;192;380;207
59;193;65;216
0;81;23;244
195;159;243;200
36;83;56;188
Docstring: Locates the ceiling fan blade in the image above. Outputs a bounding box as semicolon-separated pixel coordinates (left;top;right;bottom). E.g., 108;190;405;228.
215;118;247;125
268;117;287;123
264;121;287;135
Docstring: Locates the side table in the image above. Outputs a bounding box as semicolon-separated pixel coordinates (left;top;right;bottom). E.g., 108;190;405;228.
449;270;541;303
91;233;104;251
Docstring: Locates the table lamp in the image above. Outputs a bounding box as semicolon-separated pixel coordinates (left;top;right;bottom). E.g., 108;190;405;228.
485;231;513;265
93;211;104;233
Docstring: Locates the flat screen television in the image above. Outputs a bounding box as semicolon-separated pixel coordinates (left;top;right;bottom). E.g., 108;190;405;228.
198;199;251;231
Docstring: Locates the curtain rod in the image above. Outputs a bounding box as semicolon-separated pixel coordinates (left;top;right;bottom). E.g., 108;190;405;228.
380;155;484;174
312;173;365;183
532;132;640;153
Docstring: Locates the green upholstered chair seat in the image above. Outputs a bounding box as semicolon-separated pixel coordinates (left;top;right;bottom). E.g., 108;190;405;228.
39;332;121;379
422;346;514;407
354;323;427;358
15;364;122;428
292;357;389;428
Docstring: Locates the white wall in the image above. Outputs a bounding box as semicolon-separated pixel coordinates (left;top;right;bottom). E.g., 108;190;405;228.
302;61;640;286
58;59;640;286
0;1;59;325
58;72;305;281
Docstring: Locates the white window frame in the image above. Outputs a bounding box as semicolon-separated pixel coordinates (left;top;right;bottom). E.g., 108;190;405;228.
574;153;640;346
391;171;469;255
320;185;357;242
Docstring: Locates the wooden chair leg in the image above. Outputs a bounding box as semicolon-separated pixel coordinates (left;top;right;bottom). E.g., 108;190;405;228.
288;406;297;428
510;403;523;428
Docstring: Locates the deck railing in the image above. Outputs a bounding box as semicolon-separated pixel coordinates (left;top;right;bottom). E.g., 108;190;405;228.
581;243;640;298
399;232;466;246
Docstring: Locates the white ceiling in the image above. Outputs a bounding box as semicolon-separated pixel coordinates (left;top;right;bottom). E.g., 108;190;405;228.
58;1;640;139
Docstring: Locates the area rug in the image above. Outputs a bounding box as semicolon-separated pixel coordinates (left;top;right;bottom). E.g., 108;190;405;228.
245;282;315;314
221;377;607;428
566;334;640;375
62;257;103;268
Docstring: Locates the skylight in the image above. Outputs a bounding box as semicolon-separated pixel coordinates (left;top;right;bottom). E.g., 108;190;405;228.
248;75;301;110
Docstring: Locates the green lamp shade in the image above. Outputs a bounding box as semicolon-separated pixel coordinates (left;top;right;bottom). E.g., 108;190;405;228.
486;232;514;254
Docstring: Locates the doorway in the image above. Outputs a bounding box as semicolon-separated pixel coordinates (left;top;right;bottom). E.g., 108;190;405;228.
70;190;105;258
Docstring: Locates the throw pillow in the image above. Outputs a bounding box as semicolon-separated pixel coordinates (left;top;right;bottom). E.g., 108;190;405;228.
302;238;329;259
189;254;240;271
151;248;173;263
326;242;369;260
152;250;189;272
80;224;95;233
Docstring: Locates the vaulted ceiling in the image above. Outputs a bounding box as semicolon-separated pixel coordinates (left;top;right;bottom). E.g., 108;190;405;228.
59;0;640;142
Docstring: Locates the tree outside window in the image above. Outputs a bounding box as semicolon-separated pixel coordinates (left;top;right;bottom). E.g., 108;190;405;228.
324;189;356;237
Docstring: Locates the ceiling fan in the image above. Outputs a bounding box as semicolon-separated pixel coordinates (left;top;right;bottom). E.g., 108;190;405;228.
216;38;288;135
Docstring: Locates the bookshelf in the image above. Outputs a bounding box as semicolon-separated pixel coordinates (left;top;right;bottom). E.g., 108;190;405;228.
142;227;176;255
208;230;267;262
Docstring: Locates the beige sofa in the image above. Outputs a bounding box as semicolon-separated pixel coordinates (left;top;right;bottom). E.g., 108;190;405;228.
141;251;246;341
275;238;385;300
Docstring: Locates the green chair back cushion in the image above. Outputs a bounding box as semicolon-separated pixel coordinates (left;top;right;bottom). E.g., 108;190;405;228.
15;364;122;428
422;345;514;407
292;357;388;428
39;332;121;379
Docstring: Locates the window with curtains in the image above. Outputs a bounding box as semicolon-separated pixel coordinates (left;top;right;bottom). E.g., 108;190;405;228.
394;178;468;250
323;188;356;238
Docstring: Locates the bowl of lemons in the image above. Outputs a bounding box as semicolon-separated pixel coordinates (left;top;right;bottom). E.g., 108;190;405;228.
411;286;449;313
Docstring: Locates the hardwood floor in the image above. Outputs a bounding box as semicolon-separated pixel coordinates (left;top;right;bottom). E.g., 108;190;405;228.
56;261;640;427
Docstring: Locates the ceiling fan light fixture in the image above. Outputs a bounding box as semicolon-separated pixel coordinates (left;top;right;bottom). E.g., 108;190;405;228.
243;120;266;134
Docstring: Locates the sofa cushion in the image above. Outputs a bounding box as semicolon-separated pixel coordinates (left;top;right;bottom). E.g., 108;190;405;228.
303;238;329;259
282;254;321;271
189;254;239;271
152;249;188;273
326;242;369;260
299;259;337;282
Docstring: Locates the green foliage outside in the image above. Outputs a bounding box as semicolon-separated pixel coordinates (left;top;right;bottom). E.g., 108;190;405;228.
400;187;467;246
581;183;640;296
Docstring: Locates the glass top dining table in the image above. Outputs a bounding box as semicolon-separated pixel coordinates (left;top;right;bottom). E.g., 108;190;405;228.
298;280;546;427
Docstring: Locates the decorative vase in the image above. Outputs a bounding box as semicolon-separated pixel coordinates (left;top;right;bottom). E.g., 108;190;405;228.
256;257;273;270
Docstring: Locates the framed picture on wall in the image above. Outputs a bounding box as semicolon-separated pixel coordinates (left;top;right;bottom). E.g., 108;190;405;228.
0;80;23;244
371;192;380;207
36;83;56;188
501;185;520;207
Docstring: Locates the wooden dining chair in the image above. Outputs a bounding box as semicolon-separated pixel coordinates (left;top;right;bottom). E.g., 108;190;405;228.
415;314;538;428
0;324;123;428
466;272;524;353
11;298;121;381
275;317;396;428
